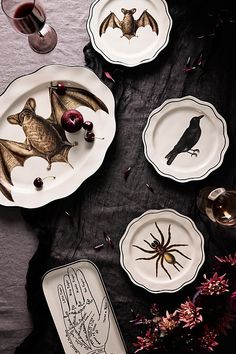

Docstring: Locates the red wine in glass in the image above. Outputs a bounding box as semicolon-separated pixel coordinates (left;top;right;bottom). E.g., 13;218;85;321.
13;2;46;34
1;0;57;54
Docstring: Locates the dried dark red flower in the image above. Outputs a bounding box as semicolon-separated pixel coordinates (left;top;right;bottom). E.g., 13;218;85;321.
131;252;236;353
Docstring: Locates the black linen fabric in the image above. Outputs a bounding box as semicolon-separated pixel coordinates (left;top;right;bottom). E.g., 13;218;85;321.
17;0;236;353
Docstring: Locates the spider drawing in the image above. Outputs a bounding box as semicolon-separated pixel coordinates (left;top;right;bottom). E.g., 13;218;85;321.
133;222;191;280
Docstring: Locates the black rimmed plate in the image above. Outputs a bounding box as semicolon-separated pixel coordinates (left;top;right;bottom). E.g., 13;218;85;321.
142;96;229;183
120;209;205;293
0;65;115;208
87;0;172;67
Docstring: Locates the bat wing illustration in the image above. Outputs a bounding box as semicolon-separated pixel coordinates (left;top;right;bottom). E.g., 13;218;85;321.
99;12;121;36
48;84;109;126
136;10;159;34
0;140;35;201
0;82;109;202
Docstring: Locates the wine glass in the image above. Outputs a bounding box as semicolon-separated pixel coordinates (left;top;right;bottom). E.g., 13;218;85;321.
1;0;57;54
197;187;236;228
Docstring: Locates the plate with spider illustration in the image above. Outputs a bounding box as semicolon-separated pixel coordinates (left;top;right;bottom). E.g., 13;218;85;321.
87;0;172;67
0;65;115;208
142;96;229;182
119;209;205;293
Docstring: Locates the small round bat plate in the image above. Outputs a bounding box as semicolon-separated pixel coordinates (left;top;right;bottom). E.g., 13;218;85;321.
119;209;205;293
87;0;172;67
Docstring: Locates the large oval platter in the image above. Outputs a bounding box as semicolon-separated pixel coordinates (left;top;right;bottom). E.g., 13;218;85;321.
120;209;205;293
0;65;115;208
142;96;229;182
87;0;172;67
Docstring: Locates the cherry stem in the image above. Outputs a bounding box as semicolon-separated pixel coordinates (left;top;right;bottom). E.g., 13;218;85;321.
43;176;56;181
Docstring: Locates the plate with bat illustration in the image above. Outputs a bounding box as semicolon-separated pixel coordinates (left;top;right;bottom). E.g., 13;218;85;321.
142;96;229;183
0;65;115;208
42;260;127;354
87;0;172;67
119;209;205;293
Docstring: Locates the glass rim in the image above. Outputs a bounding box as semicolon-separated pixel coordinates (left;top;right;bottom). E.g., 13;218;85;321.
1;0;37;20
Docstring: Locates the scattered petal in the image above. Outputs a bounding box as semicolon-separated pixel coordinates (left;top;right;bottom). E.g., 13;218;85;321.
104;71;115;82
103;231;114;248
124;166;132;181
146;183;154;193
94;243;104;251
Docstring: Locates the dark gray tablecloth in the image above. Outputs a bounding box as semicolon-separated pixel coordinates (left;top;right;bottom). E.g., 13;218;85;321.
1;0;236;353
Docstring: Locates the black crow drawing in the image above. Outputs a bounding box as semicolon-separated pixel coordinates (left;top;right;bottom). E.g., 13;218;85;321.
165;115;204;165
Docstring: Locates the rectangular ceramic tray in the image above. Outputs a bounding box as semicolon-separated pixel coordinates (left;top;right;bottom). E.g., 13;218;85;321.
42;259;127;354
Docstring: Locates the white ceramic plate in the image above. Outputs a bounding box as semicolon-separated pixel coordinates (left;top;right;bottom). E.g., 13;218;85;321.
143;96;229;182
87;0;172;67
0;65;115;208
120;209;205;293
42;260;127;354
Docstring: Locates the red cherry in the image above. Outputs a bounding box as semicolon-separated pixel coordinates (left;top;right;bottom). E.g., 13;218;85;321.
56;82;66;95
83;121;94;131
33;176;56;190
85;131;95;142
61;109;84;133
33;177;43;189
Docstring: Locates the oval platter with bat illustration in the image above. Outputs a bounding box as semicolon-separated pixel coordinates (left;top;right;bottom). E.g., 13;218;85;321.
119;209;205;293
0;65;115;208
142;96;229;183
87;0;172;66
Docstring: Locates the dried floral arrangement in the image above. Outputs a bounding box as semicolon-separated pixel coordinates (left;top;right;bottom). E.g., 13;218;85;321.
131;253;236;353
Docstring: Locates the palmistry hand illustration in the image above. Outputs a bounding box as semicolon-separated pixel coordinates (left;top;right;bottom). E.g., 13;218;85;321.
58;267;110;354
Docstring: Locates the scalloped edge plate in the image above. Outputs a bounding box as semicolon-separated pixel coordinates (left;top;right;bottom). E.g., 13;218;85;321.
87;0;172;67
142;96;229;182
0;65;115;208
120;209;205;293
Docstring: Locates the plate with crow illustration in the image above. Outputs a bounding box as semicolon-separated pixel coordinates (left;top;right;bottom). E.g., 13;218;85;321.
87;0;172;67
119;209;205;293
142;96;229;182
0;65;115;208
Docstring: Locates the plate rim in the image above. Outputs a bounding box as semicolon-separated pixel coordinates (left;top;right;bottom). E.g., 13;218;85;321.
142;95;229;183
119;209;205;293
86;0;173;67
0;64;116;208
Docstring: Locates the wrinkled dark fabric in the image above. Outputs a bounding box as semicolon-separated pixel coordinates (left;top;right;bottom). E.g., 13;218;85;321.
17;0;236;353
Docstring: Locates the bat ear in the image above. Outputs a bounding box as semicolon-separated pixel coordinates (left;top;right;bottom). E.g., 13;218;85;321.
131;8;136;14
24;98;36;112
121;8;126;14
7;113;19;125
